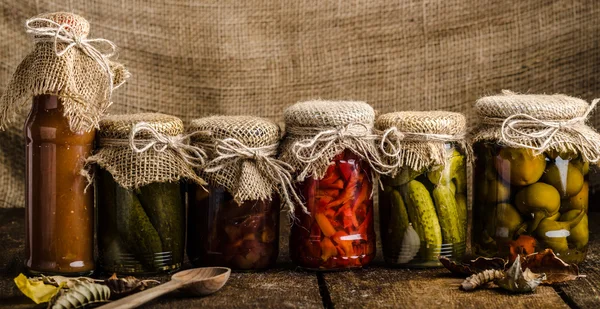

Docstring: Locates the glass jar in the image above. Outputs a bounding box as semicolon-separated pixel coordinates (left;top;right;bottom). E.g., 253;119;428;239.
25;95;95;275
289;150;376;270
472;144;589;264
186;115;285;271
97;169;185;274
380;145;467;267
187;185;280;270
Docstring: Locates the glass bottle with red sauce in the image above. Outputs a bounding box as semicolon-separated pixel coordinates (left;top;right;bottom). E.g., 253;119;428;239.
25;95;95;275
289;150;375;270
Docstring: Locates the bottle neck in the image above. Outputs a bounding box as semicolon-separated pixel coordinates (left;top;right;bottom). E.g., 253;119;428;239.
31;94;61;113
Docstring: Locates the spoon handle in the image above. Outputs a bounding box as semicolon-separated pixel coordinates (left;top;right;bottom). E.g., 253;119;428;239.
97;280;184;309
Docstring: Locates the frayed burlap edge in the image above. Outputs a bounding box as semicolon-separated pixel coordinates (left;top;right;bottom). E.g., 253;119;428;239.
84;146;206;189
0;43;129;133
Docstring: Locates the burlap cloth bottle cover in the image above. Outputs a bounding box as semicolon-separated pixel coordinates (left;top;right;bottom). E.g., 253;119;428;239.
375;111;472;174
188;115;303;213
0;12;129;133
279;100;391;193
83;113;206;188
473;90;600;163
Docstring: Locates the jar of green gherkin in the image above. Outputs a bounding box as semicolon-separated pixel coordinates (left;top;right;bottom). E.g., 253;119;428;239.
376;111;471;267
472;91;600;264
87;113;206;274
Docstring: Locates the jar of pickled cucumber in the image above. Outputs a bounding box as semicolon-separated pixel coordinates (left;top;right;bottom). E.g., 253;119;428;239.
88;113;205;274
187;116;293;271
472;92;600;264
376;111;470;267
280;100;381;270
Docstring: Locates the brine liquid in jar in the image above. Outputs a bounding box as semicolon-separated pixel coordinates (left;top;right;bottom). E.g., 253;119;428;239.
379;146;467;267
187;185;280;271
289;150;376;270
97;170;185;274
472;143;589;264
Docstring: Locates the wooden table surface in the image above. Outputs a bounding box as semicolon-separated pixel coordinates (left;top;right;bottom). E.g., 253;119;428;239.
1;208;599;309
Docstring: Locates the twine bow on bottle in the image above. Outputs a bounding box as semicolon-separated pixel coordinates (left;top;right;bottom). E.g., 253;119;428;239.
498;99;600;162
24;17;124;99
129;122;208;167
289;123;394;178
203;138;306;213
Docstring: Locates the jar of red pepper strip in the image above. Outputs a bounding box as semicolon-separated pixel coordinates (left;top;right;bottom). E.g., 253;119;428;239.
280;100;384;270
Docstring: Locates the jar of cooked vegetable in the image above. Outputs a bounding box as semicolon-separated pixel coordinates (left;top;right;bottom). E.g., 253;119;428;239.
89;113;205;274
280;100;381;270
187;116;292;271
376;111;470;267
472;92;600;264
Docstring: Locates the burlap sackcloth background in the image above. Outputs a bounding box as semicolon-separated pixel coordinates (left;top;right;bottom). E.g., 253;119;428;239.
0;1;599;208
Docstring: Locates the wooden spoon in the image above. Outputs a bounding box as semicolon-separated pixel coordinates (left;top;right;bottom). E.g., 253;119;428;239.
98;267;231;309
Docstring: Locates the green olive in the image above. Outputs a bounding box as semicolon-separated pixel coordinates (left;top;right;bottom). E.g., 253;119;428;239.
541;161;584;197
494;203;523;239
560;210;589;249
563;181;589;212
515;183;560;232
546;149;579;160
495;148;546;186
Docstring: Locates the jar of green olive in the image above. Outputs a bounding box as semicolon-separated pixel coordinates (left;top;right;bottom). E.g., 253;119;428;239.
472;92;600;264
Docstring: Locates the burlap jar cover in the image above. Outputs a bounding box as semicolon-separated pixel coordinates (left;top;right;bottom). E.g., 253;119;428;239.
189;115;301;211
85;113;206;189
375;111;471;173
279;100;389;184
473;90;600;162
0;12;129;133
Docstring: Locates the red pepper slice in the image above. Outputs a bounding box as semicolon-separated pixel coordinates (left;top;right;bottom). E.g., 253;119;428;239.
320;237;338;261
327;173;361;208
337;160;356;182
357;209;372;241
332;231;354;256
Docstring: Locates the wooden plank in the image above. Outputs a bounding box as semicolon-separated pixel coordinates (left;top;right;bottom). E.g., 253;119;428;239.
140;268;323;309
323;266;569;309
553;212;600;309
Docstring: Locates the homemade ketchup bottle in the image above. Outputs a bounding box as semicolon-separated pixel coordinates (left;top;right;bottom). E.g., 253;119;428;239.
25;95;95;275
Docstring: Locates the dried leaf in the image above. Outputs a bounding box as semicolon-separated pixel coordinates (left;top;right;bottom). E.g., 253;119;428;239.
521;249;583;284
48;281;110;309
105;273;160;298
14;273;64;304
439;256;507;276
38;275;102;288
497;255;546;293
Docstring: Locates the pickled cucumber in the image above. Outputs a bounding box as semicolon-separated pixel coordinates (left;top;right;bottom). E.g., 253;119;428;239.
387;190;410;256
137;182;185;263
427;150;466;192
116;186;163;268
401;180;443;254
455;193;468;239
432;185;463;244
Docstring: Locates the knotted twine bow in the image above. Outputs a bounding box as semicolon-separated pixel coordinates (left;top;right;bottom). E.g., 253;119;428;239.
483;99;600;163
289;123;396;181
201;138;306;213
25;17;124;101
126;122;208;168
